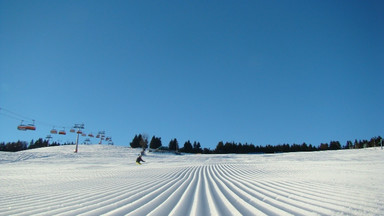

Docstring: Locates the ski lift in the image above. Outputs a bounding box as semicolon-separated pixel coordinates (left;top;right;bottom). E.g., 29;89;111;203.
88;133;94;138
96;134;100;138
17;121;27;131
26;125;36;130
50;128;58;134
70;128;76;133
17;120;36;131
17;120;27;131
81;133;86;137
77;130;82;134
59;128;66;135
26;122;36;130
83;138;91;145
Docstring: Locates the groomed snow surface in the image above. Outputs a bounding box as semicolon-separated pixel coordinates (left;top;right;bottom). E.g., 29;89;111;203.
1;145;383;216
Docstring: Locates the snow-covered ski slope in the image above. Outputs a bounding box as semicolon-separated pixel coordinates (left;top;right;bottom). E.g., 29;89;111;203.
1;145;383;216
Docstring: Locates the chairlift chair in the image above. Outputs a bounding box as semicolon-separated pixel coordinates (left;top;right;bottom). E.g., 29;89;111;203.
17;121;27;131
50;128;58;134
59;129;66;135
25;123;36;130
17;120;36;131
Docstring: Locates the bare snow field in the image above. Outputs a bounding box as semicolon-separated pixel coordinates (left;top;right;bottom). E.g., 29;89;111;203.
1;145;383;216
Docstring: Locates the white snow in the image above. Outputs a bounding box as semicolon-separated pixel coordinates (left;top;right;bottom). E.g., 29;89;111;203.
0;145;383;216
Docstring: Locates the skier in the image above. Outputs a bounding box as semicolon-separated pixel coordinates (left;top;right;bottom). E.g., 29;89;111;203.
136;155;145;165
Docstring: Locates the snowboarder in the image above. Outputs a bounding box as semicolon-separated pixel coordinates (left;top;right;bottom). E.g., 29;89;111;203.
136;155;145;165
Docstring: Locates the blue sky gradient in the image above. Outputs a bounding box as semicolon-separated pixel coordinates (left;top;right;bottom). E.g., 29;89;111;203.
1;0;383;149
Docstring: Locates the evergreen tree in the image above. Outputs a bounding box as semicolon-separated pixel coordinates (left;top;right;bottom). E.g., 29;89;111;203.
203;148;212;154
29;138;47;149
149;136;162;149
319;143;329;151
140;134;148;149
329;141;341;150
130;134;142;148
354;139;360;148
193;141;202;153
301;142;309;151
3;140;28;152
169;138;179;151
182;140;193;153
249;144;256;153
215;141;225;154
308;144;316;151
345;141;353;149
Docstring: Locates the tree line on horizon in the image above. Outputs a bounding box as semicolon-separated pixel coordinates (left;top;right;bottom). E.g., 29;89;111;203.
1;135;383;153
129;134;383;154
0;138;73;152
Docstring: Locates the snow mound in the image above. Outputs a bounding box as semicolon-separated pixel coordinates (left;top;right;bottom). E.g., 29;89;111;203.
0;145;383;215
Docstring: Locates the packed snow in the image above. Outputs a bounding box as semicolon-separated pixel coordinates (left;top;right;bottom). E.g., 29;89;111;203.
0;145;383;216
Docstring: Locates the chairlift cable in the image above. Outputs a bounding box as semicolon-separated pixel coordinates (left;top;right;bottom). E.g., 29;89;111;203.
1;106;71;130
1;107;109;143
0;110;23;121
0;107;34;122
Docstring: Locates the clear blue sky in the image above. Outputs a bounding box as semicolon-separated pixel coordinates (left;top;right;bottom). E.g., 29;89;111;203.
1;0;383;149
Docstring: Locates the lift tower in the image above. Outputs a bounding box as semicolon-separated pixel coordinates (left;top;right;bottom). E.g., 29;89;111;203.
73;123;85;153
